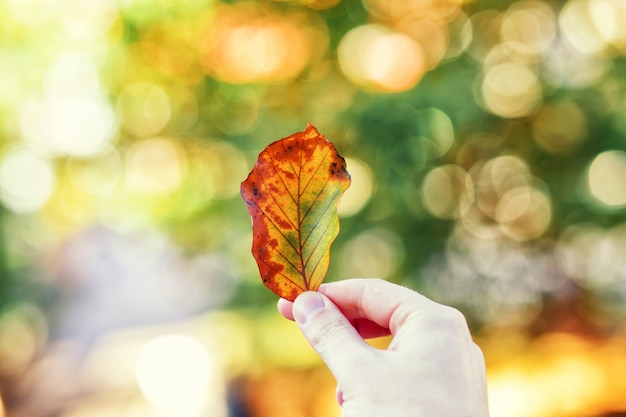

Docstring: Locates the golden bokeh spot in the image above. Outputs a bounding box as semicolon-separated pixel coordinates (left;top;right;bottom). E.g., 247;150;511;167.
500;1;557;59
187;140;248;201
117;82;171;138
589;0;626;51
480;62;542;119
532;100;588;154
559;0;608;55
556;224;626;287
422;164;474;219
199;3;323;84
0;146;56;213
125;138;187;196
338;157;373;217
397;19;448;69
136;334;222;417
587;150;626;208
473;155;531;219
66;147;122;196
136;21;201;80
338;24;425;92
363;0;463;23
340;228;403;279
467;10;504;62
496;185;552;241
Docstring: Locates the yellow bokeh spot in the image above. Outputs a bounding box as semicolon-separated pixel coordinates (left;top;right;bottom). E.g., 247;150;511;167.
559;0;609;55
136;334;223;417
200;3;321;84
0;146;56;213
500;1;557;58
338;157;373;217
422;164;473;219
66;147;122;195
338;24;425;92
125;138;187;195
473;155;531;218
587;150;626;208
589;0;626;50
481;63;542;118
532;100;588;154
340;228;403;279
117;82;171;138
496;186;552;241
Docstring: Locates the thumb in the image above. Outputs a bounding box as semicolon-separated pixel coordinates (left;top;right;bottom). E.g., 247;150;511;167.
293;291;370;380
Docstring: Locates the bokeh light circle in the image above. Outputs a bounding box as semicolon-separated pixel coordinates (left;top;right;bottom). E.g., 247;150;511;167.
340;228;403;279
66;147;122;195
338;24;425;92
136;334;214;416
125;138;186;195
117;82;171;138
500;1;557;58
338;157;373;217
480;63;542;118
0;146;56;213
532;100;587;154
587;150;626;208
559;0;609;55
422;164;473;219
199;4;321;84
496;185;552;241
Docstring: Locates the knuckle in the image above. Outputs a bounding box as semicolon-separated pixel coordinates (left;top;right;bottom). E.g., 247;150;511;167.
427;305;471;336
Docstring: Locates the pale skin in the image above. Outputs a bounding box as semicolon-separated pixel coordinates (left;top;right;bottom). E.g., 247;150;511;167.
277;278;490;417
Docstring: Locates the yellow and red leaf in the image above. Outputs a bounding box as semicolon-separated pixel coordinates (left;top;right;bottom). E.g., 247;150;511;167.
241;123;351;301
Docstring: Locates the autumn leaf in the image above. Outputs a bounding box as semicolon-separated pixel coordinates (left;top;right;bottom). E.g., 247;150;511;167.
241;123;351;301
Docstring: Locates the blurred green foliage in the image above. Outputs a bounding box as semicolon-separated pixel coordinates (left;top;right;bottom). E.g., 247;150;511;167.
1;0;626;328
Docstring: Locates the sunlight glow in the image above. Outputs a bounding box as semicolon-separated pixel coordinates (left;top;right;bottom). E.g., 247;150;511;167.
589;0;626;50
0;146;56;213
117;83;171;138
481;63;542;118
500;1;556;59
557;224;626;288
136;334;215;417
66;147;122;195
338;158;373;217
17;52;118;157
559;0;608;55
532;100;587;154
200;4;320;83
587;150;626;208
496;185;552;241
338;24;425;92
422;164;474;219
61;0;119;40
340;228;403;279
125;138;186;195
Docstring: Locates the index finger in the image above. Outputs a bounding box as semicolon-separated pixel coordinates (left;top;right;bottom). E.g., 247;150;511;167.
277;297;391;339
317;278;439;335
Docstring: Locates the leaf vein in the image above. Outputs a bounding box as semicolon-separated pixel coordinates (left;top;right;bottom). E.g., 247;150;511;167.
259;257;305;291
298;146;331;200
262;182;298;232
250;199;299;258
269;156;298;207
301;186;339;249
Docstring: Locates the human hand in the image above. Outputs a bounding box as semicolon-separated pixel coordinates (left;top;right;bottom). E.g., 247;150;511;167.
277;278;489;417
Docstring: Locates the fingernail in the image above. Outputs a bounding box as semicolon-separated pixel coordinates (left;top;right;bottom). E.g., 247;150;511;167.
293;291;325;324
336;387;344;406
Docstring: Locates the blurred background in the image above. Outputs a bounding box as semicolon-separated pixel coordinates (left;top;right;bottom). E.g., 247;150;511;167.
1;0;626;415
